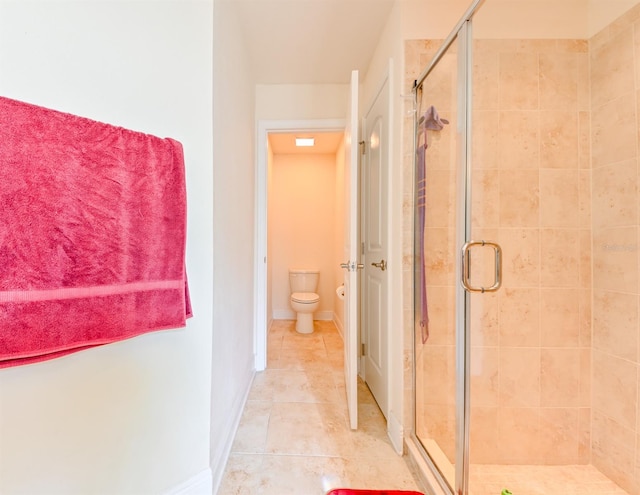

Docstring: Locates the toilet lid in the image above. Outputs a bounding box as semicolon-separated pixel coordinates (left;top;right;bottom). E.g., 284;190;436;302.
291;292;319;303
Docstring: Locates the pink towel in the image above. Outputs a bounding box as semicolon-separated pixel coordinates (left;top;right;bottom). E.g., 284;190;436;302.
0;96;192;368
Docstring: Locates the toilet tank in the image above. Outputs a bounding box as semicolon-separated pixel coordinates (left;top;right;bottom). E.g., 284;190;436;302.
289;269;319;293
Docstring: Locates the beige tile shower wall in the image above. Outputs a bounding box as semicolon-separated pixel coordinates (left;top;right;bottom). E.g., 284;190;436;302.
404;37;592;466
589;5;640;493
471;38;591;466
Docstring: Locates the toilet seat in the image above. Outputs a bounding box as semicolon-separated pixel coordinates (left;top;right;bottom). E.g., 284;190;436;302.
291;292;319;304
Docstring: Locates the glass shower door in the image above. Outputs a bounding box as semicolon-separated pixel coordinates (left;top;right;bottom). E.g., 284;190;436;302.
466;2;595;493
413;12;504;494
415;1;640;494
413;32;461;493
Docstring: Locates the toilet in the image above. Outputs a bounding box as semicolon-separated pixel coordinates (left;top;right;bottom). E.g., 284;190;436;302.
289;269;320;334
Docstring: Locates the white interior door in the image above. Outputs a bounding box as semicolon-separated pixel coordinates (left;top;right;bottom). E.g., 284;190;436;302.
362;79;389;416
342;70;359;430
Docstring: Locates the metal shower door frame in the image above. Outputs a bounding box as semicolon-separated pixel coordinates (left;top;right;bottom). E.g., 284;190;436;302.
411;1;486;494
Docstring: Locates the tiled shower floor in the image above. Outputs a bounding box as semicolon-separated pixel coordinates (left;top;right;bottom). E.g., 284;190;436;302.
468;464;629;495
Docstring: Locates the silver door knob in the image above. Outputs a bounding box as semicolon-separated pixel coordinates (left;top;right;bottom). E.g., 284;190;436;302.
371;259;387;271
341;262;365;271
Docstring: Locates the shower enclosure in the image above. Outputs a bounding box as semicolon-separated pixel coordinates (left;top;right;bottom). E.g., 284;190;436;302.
412;0;640;494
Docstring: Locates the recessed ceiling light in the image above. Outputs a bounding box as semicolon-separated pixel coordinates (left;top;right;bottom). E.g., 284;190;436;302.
295;137;315;147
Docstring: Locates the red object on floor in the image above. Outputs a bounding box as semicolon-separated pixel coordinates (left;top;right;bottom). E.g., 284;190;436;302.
326;490;424;495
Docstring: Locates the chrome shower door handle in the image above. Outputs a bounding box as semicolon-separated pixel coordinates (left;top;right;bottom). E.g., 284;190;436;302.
461;240;502;293
371;259;387;271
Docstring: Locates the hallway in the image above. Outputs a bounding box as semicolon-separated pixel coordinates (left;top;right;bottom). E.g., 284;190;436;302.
218;320;423;494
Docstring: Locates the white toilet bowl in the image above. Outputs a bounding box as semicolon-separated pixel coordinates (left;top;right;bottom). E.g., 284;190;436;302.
289;269;320;334
290;292;320;334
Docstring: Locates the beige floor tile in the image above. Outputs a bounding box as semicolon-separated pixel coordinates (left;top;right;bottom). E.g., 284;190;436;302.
265;401;352;456
266;352;281;369
230;401;271;453
246;369;279;401
327;349;345;370
218;454;262;494
282;330;326;349
272;368;342;403
343;455;423;491
275;346;332;370
323;332;345;350
220;320;424;494
255;455;356;495
357;379;380;406
269;319;293;333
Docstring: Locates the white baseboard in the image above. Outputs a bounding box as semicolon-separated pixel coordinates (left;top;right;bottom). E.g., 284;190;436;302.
273;309;295;319
387;410;404;455
315;310;333;321
333;314;344;339
273;310;334;321
164;469;212;495
210;368;256;494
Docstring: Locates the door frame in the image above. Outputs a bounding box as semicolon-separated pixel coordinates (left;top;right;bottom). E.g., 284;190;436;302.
254;118;346;371
409;2;484;492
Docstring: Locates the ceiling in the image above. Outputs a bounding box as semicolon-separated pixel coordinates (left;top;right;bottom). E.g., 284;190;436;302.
269;131;344;154
222;0;395;84
222;0;640;85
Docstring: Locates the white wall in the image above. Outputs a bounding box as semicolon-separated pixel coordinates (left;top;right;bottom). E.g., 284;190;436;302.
400;0;637;40
0;2;213;494
269;153;337;319
255;84;348;121
212;0;257;490
402;0;589;39
400;0;470;41
589;0;639;35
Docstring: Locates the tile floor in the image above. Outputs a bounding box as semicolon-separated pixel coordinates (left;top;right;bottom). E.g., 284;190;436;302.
468;464;630;495
218;319;424;495
218;319;631;495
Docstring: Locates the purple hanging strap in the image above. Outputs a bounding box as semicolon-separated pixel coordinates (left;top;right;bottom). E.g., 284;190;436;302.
417;106;448;344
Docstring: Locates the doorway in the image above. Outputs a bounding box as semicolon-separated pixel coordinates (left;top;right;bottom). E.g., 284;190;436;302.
255;119;345;371
255;76;394;431
267;131;344;326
